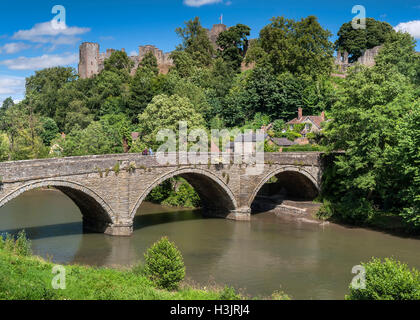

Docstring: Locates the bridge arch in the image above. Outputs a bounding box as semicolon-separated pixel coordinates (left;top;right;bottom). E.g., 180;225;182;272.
0;180;116;232
248;166;320;207
130;168;238;219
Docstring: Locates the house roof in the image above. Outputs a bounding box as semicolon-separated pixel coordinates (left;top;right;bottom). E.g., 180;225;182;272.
286;116;324;129
234;133;268;143
270;137;296;147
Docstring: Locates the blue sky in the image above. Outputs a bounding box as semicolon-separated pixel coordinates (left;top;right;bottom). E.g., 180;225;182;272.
0;0;419;103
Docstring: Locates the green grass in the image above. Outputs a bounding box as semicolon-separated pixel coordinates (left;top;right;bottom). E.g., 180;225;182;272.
0;247;243;300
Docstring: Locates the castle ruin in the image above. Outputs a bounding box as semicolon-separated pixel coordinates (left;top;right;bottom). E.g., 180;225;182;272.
78;24;229;79
335;46;383;72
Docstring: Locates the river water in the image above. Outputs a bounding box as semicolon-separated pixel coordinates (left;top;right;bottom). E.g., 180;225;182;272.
1;189;420;300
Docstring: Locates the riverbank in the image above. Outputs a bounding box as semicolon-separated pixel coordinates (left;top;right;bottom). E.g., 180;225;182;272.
0;246;243;300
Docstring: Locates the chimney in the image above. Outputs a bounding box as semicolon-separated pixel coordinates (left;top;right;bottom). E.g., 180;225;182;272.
298;108;303;120
321;111;325;121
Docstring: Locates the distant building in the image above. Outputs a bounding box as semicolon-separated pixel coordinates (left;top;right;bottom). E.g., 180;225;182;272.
78;24;230;79
286;108;326;137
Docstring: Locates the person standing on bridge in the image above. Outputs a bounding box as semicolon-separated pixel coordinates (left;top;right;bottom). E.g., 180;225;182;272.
149;148;154;156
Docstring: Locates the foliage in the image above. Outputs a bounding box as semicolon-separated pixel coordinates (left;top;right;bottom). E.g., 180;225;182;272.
175;17;214;68
335;18;395;62
140;51;159;76
217;24;251;71
0;133;9;161
144;237;186;290
104;50;134;75
259;16;334;78
0;240;253;300
283;144;327;152
138;94;206;150
322;59;417;225
347;258;420;300
1;231;32;256
383;106;420;229
40;117;59;146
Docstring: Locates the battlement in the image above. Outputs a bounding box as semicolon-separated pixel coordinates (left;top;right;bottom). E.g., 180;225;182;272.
78;23;229;79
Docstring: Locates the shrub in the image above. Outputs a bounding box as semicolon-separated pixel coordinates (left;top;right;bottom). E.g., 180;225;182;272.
14;230;32;256
347;258;420;300
144;237;186;290
218;286;242;300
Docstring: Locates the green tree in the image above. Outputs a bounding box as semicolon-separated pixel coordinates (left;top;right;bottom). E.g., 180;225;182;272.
384;106;420;229
40;117;59;146
140;51;159;75
175;17;215;68
335;18;395;62
0;133;9;161
25;67;76;119
259;16;334;77
144;237;186;290
138;94;206;149
217;24;251;71
104;50;134;75
323;65;416;223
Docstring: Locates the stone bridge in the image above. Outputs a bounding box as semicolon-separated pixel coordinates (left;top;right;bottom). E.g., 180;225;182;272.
0;153;324;236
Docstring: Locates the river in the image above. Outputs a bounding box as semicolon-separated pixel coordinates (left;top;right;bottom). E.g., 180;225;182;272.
1;189;420;300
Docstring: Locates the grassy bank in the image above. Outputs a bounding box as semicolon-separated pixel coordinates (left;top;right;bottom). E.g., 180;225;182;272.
0;248;231;300
0;232;249;300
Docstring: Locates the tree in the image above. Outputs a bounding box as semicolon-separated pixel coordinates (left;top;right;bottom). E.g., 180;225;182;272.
217;24;251;71
375;32;419;84
138;94;206;149
384;106;420;229
140;51;159;75
104;50;134;75
128;68;161;123
40;117;59;146
143;237;185;290
25;67;76;119
0;133;9;161
175;17;215;68
323;65;416;223
259;16;334;77
335;18;395;62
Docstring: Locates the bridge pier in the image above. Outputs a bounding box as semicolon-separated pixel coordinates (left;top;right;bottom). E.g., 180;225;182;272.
83;218;133;236
227;207;251;221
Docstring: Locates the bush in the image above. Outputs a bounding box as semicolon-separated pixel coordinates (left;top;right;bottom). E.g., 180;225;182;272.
144;237;186;290
347;258;420;300
1;230;32;256
218;286;242;300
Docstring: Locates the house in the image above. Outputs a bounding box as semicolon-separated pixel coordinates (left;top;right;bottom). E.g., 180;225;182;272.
225;132;268;153
286;108;326;137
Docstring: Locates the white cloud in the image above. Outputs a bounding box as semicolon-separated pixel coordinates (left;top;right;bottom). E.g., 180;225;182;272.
0;76;25;104
0;53;78;70
183;0;222;7
0;42;31;54
395;20;420;39
12;21;90;45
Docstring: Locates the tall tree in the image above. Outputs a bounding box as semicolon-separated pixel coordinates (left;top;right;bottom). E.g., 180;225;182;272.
217;24;251;71
140;51;159;76
260;16;334;78
335;18;395;63
175;17;215;67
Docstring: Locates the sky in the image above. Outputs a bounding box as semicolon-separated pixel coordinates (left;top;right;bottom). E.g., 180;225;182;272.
0;0;419;104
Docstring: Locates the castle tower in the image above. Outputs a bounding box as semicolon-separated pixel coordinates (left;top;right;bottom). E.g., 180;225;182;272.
207;24;228;46
78;42;100;79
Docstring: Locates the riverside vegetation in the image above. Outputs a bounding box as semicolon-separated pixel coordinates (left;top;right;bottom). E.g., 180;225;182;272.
1;231;419;300
0;16;418;232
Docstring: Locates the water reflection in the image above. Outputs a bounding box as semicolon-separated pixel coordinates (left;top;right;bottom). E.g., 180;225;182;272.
0;189;420;300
